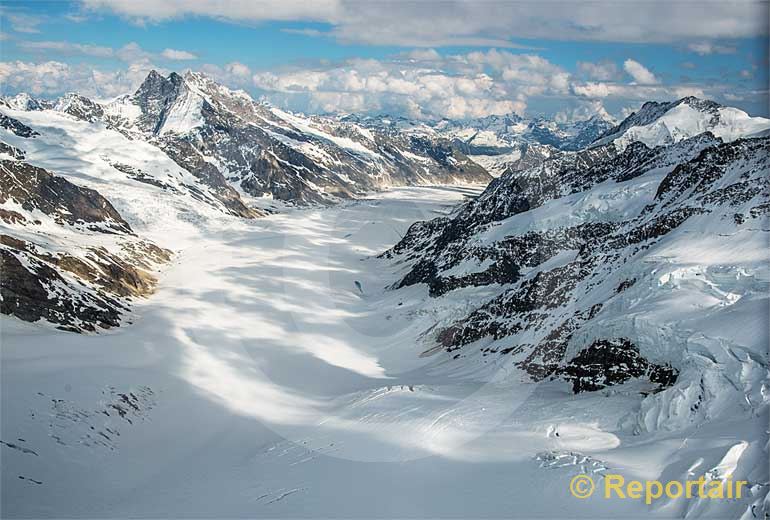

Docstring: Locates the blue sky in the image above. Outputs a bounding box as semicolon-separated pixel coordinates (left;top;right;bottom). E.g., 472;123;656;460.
1;1;768;120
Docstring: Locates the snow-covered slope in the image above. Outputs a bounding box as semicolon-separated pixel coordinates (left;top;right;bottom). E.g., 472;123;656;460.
1;84;768;518
0;103;257;330
6;71;492;206
593;96;770;150
0;135;171;331
435;113;616;154
386;133;769;515
2;182;766;518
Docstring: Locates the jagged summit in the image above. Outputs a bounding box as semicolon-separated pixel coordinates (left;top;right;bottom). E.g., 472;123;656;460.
2;70;491;207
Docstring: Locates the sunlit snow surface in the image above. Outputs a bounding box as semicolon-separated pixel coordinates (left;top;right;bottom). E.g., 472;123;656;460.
1;183;765;518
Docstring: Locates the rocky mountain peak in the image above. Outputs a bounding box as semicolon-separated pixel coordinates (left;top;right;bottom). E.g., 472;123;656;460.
676;95;722;112
131;70;190;134
592;95;769;150
54;92;105;123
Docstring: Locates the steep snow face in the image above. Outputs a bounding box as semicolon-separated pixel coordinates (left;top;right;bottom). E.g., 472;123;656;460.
0;106;253;240
1;93;52;112
157;85;205;135
594;97;770;150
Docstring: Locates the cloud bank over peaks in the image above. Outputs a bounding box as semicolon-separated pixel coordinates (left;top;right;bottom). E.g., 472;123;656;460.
0;43;760;122
82;0;769;46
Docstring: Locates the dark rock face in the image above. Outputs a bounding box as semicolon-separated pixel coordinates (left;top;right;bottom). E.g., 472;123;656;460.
0;114;39;138
528;116;614;152
389;133;722;298
131;70;186;134
385;132;769;381
0;248;124;332
0;160;131;233
0;141;25;160
57;94;105;123
0;160;171;332
125;70;491;206
158;139;261;217
555;338;678;393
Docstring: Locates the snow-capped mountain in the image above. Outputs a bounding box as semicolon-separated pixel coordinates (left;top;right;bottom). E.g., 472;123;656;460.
0;70;494;331
334;110;616;177
0;144;171;331
592;96;770;150
1;86;768;518
428;113;616;175
4;71;491;207
434;113;615;154
465;97;770;177
384;128;769;514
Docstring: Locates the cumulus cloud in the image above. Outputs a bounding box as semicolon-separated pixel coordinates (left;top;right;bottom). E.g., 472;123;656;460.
623;59;660;85
197;61;253;88
161;48;198;60
577;60;619;81
0;59;159;99
81;0;768;46
0;45;756;121
572;81;613;98
0;61;71;94
250;50;570;119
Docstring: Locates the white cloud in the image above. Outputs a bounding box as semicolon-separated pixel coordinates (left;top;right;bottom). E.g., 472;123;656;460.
572;82;613;98
81;0;768;46
161;48;198;60
225;61;251;78
671;86;706;99
0;61;71;94
0;45;756;121
250;50;571;119
623;59;660;85
114;42;153;63
5;13;43;33
0;59;159;99
12;38;199;65
198;61;253;88
17;40;114;58
554;99;614;123
687;41;737;55
577;61;619;81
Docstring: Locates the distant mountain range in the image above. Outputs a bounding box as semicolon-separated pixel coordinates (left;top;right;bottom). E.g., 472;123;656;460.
1;69;769;332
